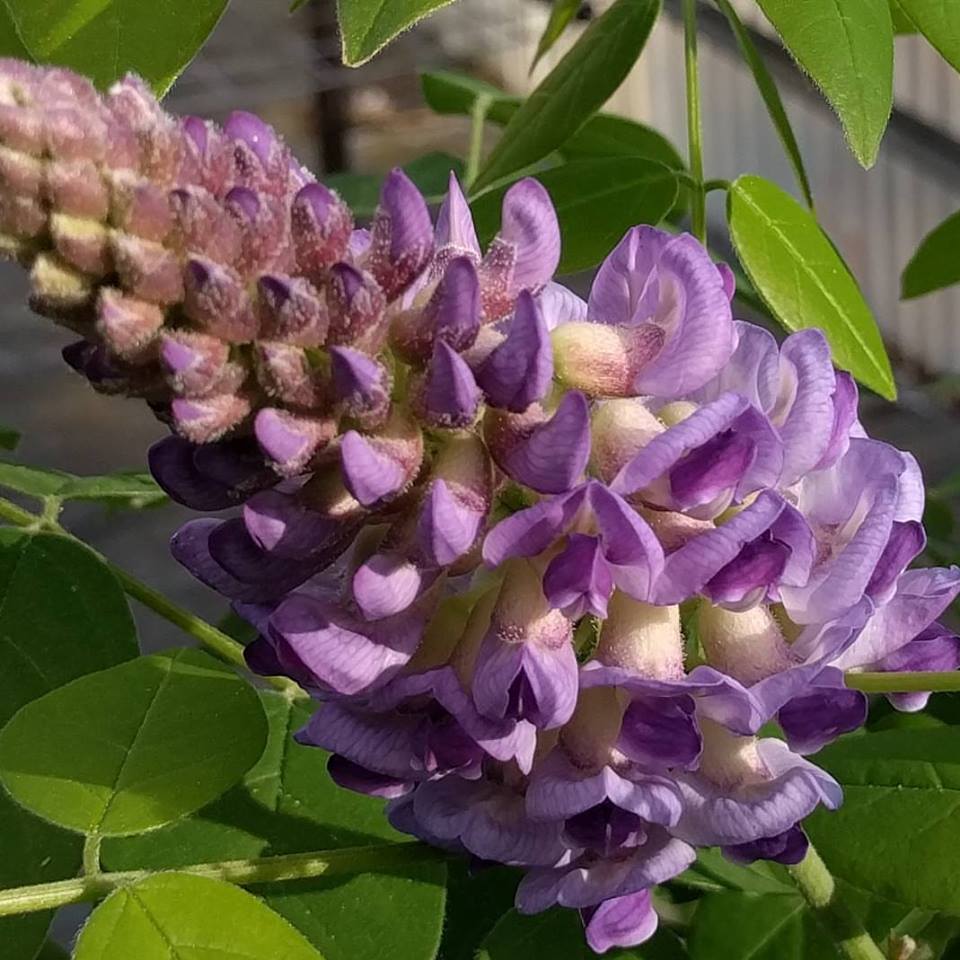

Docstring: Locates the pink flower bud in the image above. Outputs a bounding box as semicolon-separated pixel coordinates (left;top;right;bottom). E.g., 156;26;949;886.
225;186;285;275
29;253;93;318
107;172;172;241
0;193;44;238
257;274;329;347
326;262;387;351
168;186;241;264
0;104;43;155
254;341;328;408
0;144;42;197
46;159;110;219
553;322;665;397
50;213;111;276
171;392;252;443
111;233;182;304
159;330;245;398
183;258;257;341
97;288;165;362
291;182;352;276
254;407;336;476
43;106;107;163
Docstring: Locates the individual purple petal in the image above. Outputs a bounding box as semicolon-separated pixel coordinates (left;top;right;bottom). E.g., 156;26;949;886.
339;430;407;506
582;890;659;955
422;340;482;428
416;478;485;567
537;281;588;330
543;534;613;618
895;452;925;523
876;622;960;712
778;682;868;754
254;408;333;476
618;695;702;769
724;825;809;867
243;488;349;560
501;391;591;493
688;321;780;411
516;828;695;912
865;520;925;603
435;172;481;259
482;487;585;567
816;371;858;470
475;290;553;412
326;756;412;799
329;345;391;424
352;552;432;620
716;262;736;300
224;110;276;165
563;802;651;856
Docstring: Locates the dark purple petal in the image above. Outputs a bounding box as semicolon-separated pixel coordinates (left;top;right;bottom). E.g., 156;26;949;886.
542;534;613;618
482;487;585;566
326;755;413;799
724;825;808;866
422;340;482;428
778;685;868;754
618;695;702;769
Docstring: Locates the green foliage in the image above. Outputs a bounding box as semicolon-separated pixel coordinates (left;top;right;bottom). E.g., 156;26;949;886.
0;0;229;94
327;153;465;218
438;864;520;960
471;157;678;274
902;209;960;299
756;0;894;167
806;727;960;914
337;0;456;66
0;529;138;726
472;0;662;192
687;892;836;959
0;426;19;451
0;462;166;508
531;0;583;72
74;872;324;959
728;175;896;400
103;692;447;960
894;0;960;71
713;0;813;207
0;648;268;836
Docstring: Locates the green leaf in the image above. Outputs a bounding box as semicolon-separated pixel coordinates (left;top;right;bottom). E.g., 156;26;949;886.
102;691;447;960
476;907;688;959
0;4;30;59
0;461;166;507
0;425;19;450
894;0;960;70
421;71;520;124
0;789;82;960
728;174;896;400
806;726;960;914
472;0;661;191
902;209;960;299
438;863;520;960
714;0;813;207
327;152;465;218
472;157;677;274
679;848;793;894
337;0;456;66
891;0;918;32
687;892;836;959
74;873;324;960
34;942;70;960
0;529;138;726
2;0;229;94
532;0;582;71
755;0;893;167
0;647;268;836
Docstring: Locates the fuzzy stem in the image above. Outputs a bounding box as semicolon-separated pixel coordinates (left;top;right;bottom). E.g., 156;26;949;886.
83;834;102;876
682;0;707;244
844;670;960;694
0;842;448;917
0;495;305;700
788;846;886;960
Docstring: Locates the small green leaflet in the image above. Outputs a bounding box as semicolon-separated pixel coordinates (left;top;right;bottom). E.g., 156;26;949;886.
531;0;582;72
337;0;456;66
0;529;138;726
0;461;166;508
756;0;893;168
74;873;324;960
728;175;896;400
1;0;229;94
893;0;960;71
472;0;661;191
471;157;678;275
0;648;268;836
902;208;960;299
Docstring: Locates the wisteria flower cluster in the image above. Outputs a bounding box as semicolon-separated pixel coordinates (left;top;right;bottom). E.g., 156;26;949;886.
3;61;959;954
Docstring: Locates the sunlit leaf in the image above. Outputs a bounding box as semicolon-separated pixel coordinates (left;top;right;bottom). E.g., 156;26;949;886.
895;0;960;70
337;0;456;66
0;461;166;508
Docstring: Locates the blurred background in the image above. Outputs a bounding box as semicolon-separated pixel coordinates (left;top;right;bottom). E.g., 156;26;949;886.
3;0;960;646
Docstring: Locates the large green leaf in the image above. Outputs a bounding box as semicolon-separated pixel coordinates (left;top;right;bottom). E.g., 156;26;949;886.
714;0;813;207
0;647;268;836
74;873;324;959
34;942;69;960
337;0;455;66
476;907;688;959
806;726;960;914
894;0;960;70
472;0;661;191
421;71;683;170
678;848;793;894
728;175;896;400
103;692;447;960
0;529;138;726
687;893;835;959
2;0;229;94
531;0;583;72
438;864;520;960
902;209;960;300
0;790;82;960
472;157;678;275
0;462;166;508
756;0;893;167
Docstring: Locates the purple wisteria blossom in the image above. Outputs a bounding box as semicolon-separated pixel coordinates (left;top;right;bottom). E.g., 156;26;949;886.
3;60;958;954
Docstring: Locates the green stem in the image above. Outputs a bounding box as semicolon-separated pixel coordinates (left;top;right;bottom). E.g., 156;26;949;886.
0;495;305;700
0;842;447;917
83;834;102;876
845;670;960;694
682;0;707;244
465;93;493;191
788;846;886;960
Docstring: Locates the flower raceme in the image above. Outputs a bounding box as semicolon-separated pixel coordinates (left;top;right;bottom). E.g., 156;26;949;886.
2;60;958;954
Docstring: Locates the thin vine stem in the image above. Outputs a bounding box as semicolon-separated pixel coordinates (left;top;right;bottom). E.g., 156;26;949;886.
682;0;707;244
0;495;306;700
845;670;960;694
0;842;448;917
788;845;886;960
465;93;493;190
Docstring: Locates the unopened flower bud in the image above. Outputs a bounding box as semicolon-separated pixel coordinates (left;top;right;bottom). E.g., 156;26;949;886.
326;262;387;351
107;172;171;240
0;143;42;197
46;158;110;220
254;407;336;476
328;345;391;428
257;274;328;347
590;398;665;483
50;213;111;276
417;340;481;429
339;411;424;507
183;258;256;341
29;252;93;318
595;593;684;680
97;288;164;362
291;182;352;275
698;603;792;685
254;341;327;408
171;392;252;443
111;232;182;304
160;330;243;398
168;186;241;264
